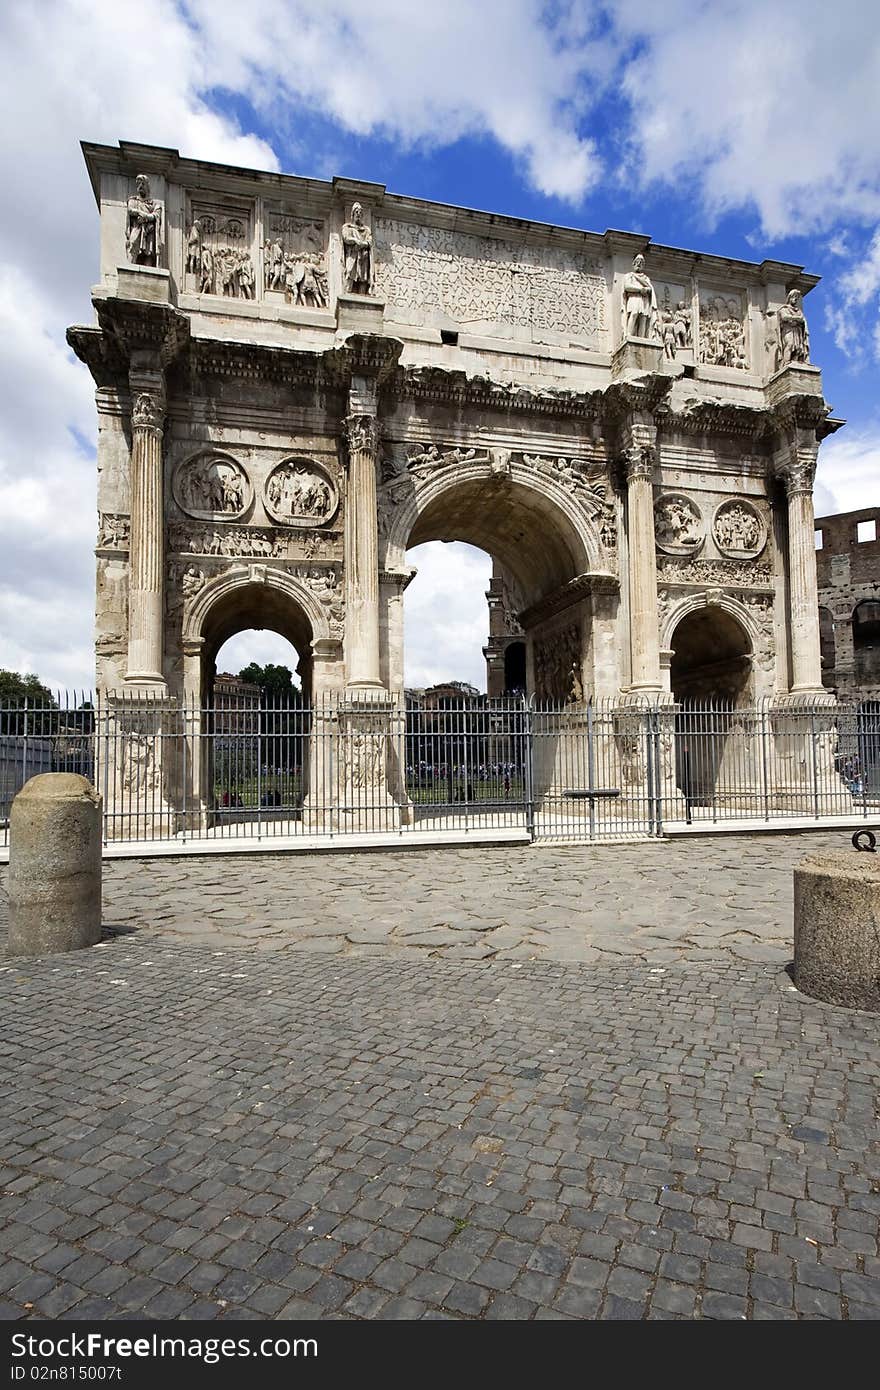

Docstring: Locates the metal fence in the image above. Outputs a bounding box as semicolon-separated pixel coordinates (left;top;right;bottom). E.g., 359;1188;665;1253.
1;692;878;848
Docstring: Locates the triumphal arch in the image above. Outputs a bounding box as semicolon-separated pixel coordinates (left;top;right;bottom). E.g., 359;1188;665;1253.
68;140;841;835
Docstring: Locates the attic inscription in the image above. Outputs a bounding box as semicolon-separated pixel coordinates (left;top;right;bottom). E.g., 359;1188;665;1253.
375;219;607;341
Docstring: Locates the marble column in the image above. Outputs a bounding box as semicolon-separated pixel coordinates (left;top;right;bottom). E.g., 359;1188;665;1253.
624;438;662;692
125;384;166;687
342;409;383;690
780;437;824;693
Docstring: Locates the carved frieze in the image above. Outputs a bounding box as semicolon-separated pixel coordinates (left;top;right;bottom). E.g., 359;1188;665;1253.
186;199;255;299
534;623;583;703
656;555;773;589
712;500;767;559
654;494;704;555
168;522;341;560
698;289;748;369
264;458;338;527
262;207;328;306
97;514;130;550
375;218;607;342
172;453;252;522
654;283;692;359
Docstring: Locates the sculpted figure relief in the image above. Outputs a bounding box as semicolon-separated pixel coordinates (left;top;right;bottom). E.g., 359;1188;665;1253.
654;495;703;554
534;624;582;703
186;210;254;298
263;216;329;308
126;174;161;266
771;289;810;371
265;459;337;526
699;294;747;369
342;203;374;295
97;514;130;549
713;500;766;558
173;455;251;521
621;254;658;340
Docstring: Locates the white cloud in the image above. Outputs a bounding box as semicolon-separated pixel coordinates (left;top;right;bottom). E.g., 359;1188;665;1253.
613;0;880;238
185;0;607;202
816;427;880;516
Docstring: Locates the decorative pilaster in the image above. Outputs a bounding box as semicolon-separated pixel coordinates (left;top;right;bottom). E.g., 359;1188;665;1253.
624;431;663;692
342;407;383;690
126;382;166;687
777;433;824;694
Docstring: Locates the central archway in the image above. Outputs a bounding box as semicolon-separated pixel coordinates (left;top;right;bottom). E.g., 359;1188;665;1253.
383;465;618;703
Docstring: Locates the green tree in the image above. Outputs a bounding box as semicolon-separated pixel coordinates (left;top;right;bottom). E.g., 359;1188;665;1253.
0;670;57;735
238;663;300;702
0;670;56;706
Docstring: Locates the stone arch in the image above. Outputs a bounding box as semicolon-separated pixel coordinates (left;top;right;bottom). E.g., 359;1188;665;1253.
183;564;336;706
660;591;760;655
382;459;611;601
184;564;331;650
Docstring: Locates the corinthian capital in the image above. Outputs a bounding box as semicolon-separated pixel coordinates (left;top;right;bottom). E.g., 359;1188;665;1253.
624;442;655;482
780;453;817;496
343;414;378;457
131;391;164;433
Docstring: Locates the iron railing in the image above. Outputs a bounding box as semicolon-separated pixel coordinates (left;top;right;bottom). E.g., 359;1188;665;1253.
1;692;878;847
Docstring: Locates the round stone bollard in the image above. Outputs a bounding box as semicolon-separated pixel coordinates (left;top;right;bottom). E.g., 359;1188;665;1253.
8;773;102;957
793;850;880;1011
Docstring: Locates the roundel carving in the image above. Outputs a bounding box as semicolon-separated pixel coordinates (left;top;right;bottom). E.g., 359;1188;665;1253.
654;493;704;556
712;499;767;559
264;457;338;527
172;452;253;521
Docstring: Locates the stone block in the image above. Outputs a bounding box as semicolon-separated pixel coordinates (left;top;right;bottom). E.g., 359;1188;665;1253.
8;773;102;957
793;849;880;1010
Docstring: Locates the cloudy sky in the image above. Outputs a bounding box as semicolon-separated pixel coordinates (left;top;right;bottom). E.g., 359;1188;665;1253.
1;0;879;693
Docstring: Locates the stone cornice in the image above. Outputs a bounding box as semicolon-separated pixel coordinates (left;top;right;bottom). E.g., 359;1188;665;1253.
386;364;608;420
519;572;619;628
66;325;128;388
94;295;190;368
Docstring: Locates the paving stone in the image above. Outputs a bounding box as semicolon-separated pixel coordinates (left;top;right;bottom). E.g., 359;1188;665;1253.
0;831;877;1324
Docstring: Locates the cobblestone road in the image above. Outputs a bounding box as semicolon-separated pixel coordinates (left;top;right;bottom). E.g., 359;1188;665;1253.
1;832;878;1322
1;829;849;966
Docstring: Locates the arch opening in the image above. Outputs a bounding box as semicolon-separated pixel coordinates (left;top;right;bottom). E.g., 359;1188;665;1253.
195;583;317;827
853;599;880;686
399;476;599;704
670;607;753;706
670;606;754;811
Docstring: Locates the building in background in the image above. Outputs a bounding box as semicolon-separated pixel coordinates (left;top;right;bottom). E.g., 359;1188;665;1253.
815;507;880;704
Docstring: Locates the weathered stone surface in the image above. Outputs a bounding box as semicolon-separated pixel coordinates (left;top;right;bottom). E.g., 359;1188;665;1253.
794;850;880;1011
8;774;102;957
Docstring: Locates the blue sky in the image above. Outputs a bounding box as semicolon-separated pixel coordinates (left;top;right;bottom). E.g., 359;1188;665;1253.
0;0;878;691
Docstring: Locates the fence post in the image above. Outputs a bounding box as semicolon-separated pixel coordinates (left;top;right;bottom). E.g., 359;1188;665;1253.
524;696;535;841
810;707;819;820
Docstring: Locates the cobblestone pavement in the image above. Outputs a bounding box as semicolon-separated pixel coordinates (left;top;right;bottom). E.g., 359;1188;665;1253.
0;829;852;966
1;832;878;1322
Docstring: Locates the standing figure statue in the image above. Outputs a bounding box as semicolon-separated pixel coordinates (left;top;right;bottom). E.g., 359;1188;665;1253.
185;220;202;276
342;202;374;295
621;253;657;339
774;289;810;370
126;174;161;266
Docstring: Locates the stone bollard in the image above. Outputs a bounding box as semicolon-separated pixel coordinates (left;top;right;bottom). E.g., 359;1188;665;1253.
8;773;102;957
793;850;880;1011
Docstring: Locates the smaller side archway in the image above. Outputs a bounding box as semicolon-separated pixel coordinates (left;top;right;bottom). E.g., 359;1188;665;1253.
669;604;753;705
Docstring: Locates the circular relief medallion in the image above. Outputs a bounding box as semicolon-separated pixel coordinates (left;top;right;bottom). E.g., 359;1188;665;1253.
264;457;338;527
712;499;766;559
173;452;252;522
654;493;704;556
